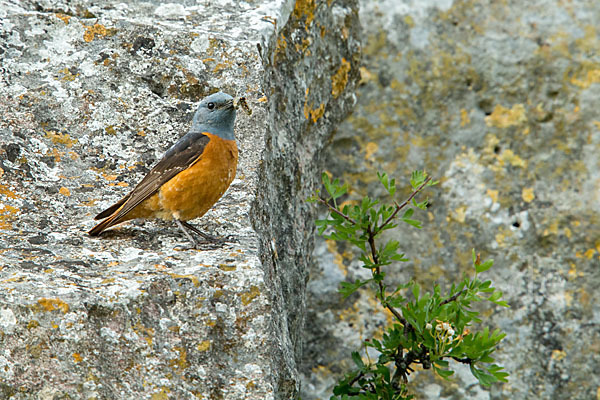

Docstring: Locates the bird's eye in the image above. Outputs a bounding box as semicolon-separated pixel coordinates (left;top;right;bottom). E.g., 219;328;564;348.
207;102;215;110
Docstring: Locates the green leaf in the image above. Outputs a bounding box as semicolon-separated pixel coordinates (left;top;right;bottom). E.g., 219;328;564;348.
386;295;406;308
470;364;499;386
332;183;348;200
434;366;455;379
411;283;420;301
410;170;427;189
339;279;372;298
322;173;332;195
412;198;429;209
391;253;409;262
378;171;388;190
493;300;510;308
402;218;422;228
475;259;494;273
488;290;503;302
351;351;365;369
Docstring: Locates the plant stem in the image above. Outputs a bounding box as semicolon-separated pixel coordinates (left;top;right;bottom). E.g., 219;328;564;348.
317;197;358;225
450;356;472;364
366;224;407;325
440;289;465;306
375;176;432;235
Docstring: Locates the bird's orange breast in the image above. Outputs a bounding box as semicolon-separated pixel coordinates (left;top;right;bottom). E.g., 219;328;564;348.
130;133;238;221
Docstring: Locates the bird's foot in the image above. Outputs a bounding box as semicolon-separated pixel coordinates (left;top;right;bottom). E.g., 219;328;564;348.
174;220;235;250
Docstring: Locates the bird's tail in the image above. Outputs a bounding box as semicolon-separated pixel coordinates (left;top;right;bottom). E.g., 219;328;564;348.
89;194;132;236
93;196;128;220
88;215;119;236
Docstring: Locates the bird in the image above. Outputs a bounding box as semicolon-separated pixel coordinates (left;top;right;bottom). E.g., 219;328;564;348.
88;91;238;248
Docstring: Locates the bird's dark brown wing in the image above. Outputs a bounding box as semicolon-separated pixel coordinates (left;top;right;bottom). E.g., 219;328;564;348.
91;132;211;229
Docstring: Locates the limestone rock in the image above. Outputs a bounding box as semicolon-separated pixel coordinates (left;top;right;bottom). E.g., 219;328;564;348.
303;1;600;399
0;0;360;398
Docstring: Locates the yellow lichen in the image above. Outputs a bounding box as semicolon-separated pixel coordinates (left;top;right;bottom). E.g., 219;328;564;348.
484;104;527;128
570;67;600;89
304;101;325;123
167;273;200;287
0;203;19;230
59;67;78;82
55;13;71;24
364;142;378;161
522;187;535;203
197;340;211;352
460;108;470;127
59;187;71;197
0;185;20;199
450;206;467;223
37;298;69;313
213;61;232;73
169;346;189;371
551;349;567;361
331;58;351;98
45;130;77;147
486;189;499;203
82;199;97;207
583;248;596;259
295;38;312;54
240;285;260;305
83;23;116;43
27;320;40;329
543;220;559;236
498;149;527;168
359;66;375;85
150;388;170;400
292;0;317;27
72;353;83;362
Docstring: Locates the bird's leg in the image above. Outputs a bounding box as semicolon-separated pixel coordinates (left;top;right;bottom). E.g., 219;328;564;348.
180;220;222;243
174;219;201;249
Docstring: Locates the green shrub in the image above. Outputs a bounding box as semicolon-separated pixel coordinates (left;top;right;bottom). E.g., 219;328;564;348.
308;171;509;399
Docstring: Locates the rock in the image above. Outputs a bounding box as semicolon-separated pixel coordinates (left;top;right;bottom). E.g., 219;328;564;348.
0;0;360;398
303;0;600;399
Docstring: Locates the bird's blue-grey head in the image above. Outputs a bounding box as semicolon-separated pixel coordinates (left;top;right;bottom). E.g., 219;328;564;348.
191;92;236;141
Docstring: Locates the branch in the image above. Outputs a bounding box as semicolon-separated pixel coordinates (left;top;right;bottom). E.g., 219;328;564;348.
317;197;357;225
376;176;432;234
450;356;473;364
440;289;465;306
348;371;364;387
366;225;407;326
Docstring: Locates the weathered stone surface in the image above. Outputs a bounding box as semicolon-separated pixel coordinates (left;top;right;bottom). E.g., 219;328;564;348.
254;0;360;397
0;0;360;398
303;1;600;399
